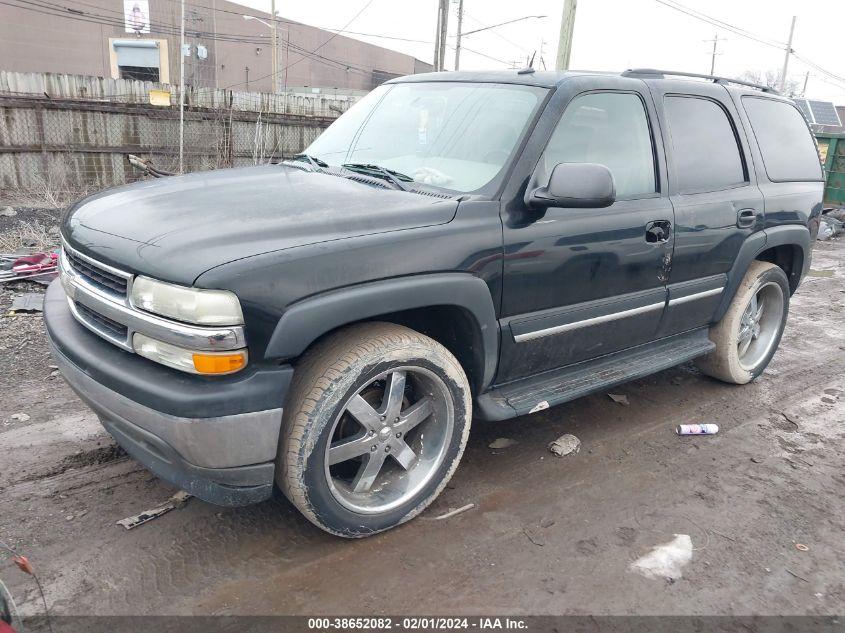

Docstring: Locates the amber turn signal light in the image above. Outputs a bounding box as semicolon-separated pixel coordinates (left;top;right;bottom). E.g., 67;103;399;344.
192;351;247;374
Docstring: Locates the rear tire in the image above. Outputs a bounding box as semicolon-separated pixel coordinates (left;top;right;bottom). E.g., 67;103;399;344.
696;261;789;384
278;322;472;537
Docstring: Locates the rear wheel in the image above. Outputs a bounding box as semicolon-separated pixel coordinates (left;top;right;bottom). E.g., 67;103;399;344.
696;261;789;384
278;322;471;537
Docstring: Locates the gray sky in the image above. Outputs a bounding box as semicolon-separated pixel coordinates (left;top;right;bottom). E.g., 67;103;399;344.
234;0;845;104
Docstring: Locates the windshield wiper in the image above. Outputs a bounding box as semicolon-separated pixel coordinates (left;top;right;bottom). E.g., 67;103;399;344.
342;163;413;192
289;154;329;172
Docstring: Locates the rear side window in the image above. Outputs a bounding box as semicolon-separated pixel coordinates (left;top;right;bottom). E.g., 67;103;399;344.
664;96;746;193
742;97;823;182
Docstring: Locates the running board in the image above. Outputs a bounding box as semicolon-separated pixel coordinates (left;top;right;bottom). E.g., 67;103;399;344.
475;329;714;421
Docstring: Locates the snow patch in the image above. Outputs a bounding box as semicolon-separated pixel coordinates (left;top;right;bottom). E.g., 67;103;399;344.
629;534;693;580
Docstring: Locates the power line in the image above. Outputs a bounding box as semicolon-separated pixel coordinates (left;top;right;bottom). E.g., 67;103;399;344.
792;53;845;89
2;0;267;43
461;12;531;54
222;0;376;90
650;0;845;93
292;0;376;65
320;29;434;44
451;44;511;66
2;0;382;79
652;0;786;50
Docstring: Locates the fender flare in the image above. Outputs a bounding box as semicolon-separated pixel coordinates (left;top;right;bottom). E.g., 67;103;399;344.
264;273;500;390
713;225;811;322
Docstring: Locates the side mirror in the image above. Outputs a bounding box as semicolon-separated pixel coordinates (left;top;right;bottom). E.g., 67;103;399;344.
528;162;616;209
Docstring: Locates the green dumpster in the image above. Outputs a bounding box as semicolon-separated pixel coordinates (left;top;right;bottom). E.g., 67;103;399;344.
815;132;845;207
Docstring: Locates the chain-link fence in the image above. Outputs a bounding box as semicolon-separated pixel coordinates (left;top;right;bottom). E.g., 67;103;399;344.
0;71;358;204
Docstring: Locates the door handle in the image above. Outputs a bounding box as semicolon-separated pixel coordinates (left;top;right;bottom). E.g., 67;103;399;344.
645;220;671;243
737;209;756;228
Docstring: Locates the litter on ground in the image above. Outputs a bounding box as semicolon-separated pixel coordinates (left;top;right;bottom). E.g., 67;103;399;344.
0;252;58;285
548;434;581;457
424;503;475;521
676;423;719;435
116;491;192;530
9;293;44;313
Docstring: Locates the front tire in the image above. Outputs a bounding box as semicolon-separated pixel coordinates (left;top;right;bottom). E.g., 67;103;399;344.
696;261;790;384
278;322;472;537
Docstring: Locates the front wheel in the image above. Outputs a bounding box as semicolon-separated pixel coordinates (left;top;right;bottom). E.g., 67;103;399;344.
278;322;472;537
696;261;790;384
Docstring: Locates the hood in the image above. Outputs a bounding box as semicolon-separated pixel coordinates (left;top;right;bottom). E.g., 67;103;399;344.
63;165;458;285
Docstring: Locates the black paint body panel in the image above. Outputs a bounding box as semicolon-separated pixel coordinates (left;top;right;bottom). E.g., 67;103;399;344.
57;70;822;422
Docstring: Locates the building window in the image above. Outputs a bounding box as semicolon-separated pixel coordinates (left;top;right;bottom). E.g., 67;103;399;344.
111;39;165;83
119;66;160;82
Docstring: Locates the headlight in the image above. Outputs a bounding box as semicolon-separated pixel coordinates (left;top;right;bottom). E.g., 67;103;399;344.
133;333;247;375
130;276;244;326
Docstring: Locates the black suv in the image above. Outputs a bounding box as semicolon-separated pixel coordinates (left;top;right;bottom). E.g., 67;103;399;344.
45;69;823;537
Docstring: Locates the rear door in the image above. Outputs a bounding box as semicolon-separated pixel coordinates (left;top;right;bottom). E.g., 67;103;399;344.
647;81;765;336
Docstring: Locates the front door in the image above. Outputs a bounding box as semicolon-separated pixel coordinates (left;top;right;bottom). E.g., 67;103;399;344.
498;85;674;383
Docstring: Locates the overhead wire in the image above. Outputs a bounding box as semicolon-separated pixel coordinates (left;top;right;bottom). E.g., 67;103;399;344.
1;0;380;80
791;54;845;89
221;0;377;90
460;12;531;55
651;0;845;94
652;0;786;49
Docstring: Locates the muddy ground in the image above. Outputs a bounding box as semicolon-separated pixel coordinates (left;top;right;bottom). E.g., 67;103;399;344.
0;221;843;618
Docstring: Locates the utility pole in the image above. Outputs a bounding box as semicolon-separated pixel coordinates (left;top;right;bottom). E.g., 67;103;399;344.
555;0;577;71
438;0;449;71
454;0;464;71
270;0;278;94
779;15;796;93
703;34;724;75
433;1;442;70
179;0;185;173
802;71;810;97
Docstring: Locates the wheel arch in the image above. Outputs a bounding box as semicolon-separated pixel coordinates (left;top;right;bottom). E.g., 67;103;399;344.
713;225;810;322
264;274;499;394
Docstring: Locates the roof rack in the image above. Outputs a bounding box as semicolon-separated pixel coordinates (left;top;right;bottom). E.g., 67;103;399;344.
621;68;779;94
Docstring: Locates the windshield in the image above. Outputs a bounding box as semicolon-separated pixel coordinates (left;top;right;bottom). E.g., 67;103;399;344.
304;82;547;193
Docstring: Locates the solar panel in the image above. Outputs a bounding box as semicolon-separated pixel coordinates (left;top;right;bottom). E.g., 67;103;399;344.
808;100;842;127
793;98;814;123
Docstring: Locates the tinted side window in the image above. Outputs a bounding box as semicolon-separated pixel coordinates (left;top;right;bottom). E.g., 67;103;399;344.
742;97;823;182
541;92;656;198
664;96;746;193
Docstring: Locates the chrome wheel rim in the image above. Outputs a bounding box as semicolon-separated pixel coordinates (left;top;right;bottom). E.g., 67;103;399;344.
737;281;784;371
324;366;454;514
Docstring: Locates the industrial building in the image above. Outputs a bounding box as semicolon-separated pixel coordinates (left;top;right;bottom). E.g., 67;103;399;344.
0;0;432;93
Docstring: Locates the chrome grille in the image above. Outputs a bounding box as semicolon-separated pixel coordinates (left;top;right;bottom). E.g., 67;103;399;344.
60;238;247;355
65;249;129;297
74;301;129;341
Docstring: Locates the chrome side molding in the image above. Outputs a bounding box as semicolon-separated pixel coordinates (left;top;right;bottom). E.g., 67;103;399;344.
514;302;665;343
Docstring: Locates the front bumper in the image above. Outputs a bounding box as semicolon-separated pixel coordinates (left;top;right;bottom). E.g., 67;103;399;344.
44;280;293;506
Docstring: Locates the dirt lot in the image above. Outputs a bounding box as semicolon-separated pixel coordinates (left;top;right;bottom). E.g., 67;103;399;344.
1;214;843;619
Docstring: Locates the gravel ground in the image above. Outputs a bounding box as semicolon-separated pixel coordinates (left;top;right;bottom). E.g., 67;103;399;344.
0;207;70;432
0;229;843;620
